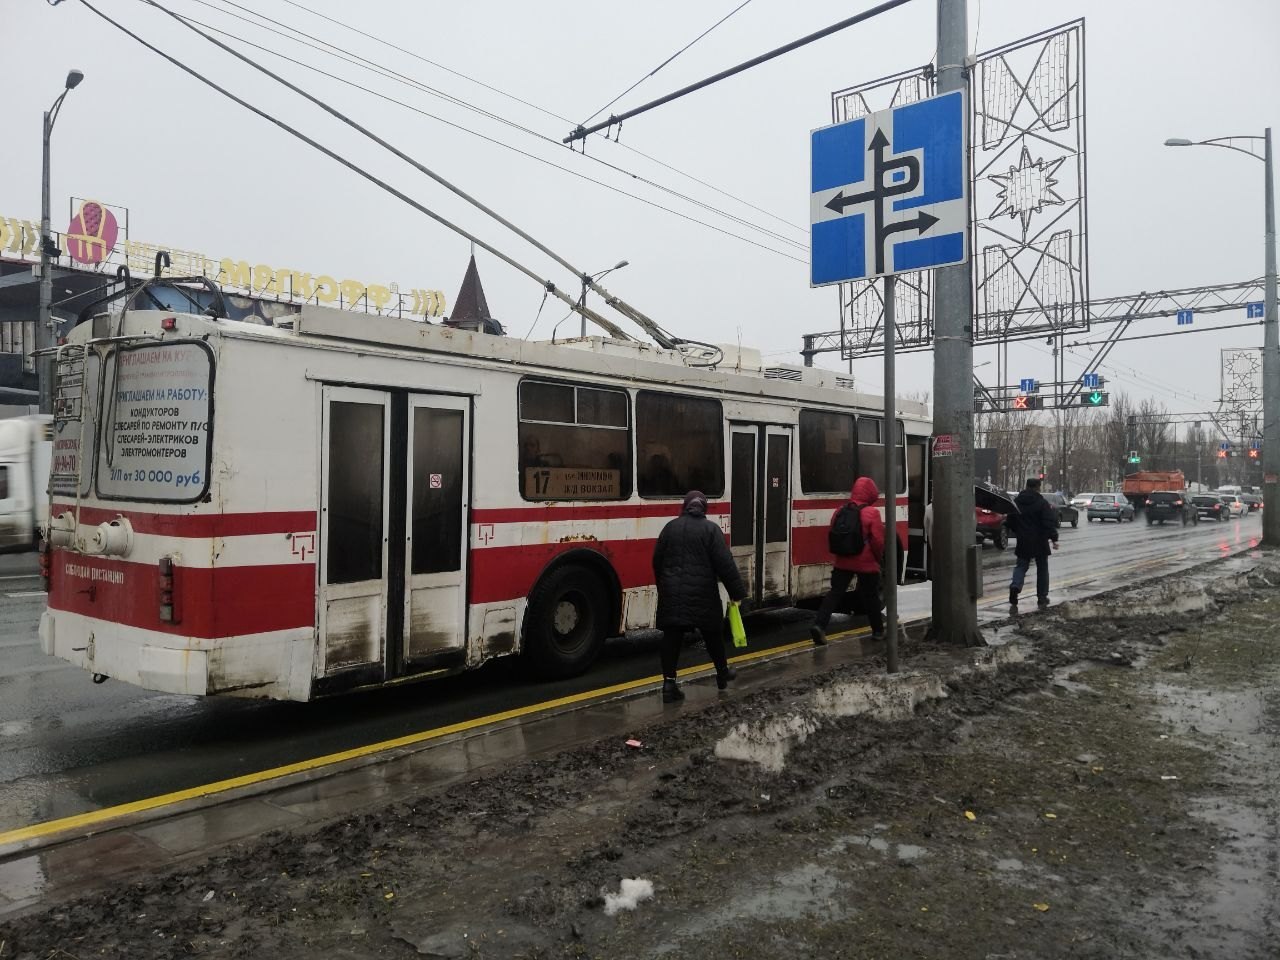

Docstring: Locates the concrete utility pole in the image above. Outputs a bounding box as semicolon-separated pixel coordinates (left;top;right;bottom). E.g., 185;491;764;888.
38;69;85;415
929;0;982;644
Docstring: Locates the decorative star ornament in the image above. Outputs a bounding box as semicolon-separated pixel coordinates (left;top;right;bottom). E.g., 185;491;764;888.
988;145;1067;239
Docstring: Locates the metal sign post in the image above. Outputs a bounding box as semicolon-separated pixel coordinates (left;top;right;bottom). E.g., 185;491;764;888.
882;274;899;673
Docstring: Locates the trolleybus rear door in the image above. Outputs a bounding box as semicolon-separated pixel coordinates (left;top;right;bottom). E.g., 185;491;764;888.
319;388;391;678
401;395;470;671
728;423;794;603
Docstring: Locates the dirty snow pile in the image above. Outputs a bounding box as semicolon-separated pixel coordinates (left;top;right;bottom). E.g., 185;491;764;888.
603;878;655;916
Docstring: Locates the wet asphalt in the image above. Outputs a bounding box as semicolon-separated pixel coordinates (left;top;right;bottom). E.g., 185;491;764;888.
0;510;1263;833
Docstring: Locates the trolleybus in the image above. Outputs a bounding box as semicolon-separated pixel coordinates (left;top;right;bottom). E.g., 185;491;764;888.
40;285;931;700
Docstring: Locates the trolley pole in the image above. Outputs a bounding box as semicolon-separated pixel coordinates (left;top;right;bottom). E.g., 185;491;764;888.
882;274;899;673
929;0;982;645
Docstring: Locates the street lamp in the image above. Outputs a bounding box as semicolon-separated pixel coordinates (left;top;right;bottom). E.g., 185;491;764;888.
579;260;629;338
38;68;86;415
1165;130;1277;546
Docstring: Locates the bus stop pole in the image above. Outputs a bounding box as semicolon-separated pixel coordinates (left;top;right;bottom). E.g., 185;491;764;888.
882;273;900;674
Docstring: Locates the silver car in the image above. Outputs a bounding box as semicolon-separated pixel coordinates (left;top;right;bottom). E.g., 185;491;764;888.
1086;493;1135;522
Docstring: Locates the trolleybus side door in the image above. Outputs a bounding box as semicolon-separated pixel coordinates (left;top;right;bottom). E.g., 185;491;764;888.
319;387;391;678
728;423;794;603
401;394;470;672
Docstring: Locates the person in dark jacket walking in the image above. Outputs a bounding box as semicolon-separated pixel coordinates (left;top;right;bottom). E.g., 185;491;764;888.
1008;477;1059;608
809;476;886;646
652;490;749;703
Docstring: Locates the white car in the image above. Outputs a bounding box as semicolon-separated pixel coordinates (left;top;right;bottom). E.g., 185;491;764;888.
1071;493;1100;509
1217;493;1248;518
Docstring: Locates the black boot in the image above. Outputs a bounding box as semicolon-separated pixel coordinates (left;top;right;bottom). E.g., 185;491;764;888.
809;625;828;646
716;667;736;690
1009;587;1020;607
662;678;684;703
1037;596;1050;608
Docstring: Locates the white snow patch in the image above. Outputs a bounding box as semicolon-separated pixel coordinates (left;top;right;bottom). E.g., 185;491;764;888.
603;878;655;916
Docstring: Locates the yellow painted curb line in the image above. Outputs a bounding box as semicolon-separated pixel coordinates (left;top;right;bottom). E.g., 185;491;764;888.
0;625;868;849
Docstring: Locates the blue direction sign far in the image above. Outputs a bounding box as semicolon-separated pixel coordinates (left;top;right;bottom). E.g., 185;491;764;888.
1219;441;1232;452
1247;302;1265;319
1176;309;1194;326
1019;378;1037;393
1082;372;1101;389
810;90;968;286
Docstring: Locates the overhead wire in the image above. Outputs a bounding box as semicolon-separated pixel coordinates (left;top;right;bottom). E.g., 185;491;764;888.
73;0;636;342
579;0;756;127
188;0;807;246
159;2;807;262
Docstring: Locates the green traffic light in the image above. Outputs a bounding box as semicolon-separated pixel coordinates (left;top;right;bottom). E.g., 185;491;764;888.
1088;391;1104;405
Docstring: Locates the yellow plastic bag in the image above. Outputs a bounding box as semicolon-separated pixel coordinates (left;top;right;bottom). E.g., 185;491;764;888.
727;601;747;649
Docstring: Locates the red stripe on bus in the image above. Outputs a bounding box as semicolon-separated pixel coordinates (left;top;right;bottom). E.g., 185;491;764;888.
50;505;316;538
469;538;659;604
48;552;315;638
471;502;731;525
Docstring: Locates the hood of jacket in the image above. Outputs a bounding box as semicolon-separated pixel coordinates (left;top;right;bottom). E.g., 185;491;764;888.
681;490;708;518
850;476;880;507
1014;487;1044;508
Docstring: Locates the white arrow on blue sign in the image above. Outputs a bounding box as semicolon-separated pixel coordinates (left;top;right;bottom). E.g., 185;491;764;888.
1176;309;1194;326
1246;302;1264;319
1220;442;1232;451
1082;372;1100;389
810;90;968;286
1019;378;1036;393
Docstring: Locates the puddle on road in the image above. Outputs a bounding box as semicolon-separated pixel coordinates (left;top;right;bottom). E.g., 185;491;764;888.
1152;682;1267;739
714;646;1028;773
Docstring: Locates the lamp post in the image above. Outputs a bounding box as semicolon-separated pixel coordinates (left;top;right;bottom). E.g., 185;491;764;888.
1165;131;1278;546
38;68;85;415
578;260;629;338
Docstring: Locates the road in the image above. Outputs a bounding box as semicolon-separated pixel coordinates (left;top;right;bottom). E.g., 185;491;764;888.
0;511;1264;834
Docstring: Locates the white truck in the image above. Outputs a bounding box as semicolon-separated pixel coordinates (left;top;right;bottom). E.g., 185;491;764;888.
0;415;52;551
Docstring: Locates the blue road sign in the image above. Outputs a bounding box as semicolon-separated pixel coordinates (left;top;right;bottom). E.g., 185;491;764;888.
1247;301;1265;319
1082;372;1100;389
810;90;968;286
1019;377;1037;393
1219;441;1232;451
1176;309;1194;326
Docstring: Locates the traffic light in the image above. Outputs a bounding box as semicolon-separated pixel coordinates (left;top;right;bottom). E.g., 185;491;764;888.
1011;394;1043;411
1079;391;1109;407
1248;448;1260;460
1217;449;1229;459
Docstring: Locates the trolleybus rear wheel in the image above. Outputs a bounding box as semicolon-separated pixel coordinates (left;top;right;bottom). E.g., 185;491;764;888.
523;564;608;679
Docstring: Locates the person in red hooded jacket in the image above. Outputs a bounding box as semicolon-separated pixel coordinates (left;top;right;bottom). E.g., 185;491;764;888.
809;475;886;646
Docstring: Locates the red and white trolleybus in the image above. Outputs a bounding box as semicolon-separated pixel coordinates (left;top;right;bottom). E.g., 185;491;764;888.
40;292;931;700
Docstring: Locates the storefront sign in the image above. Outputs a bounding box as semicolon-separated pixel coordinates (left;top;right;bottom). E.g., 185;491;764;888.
66;201;119;265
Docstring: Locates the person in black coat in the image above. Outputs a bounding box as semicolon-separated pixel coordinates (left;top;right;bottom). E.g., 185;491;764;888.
652;490;748;702
1008;477;1059;608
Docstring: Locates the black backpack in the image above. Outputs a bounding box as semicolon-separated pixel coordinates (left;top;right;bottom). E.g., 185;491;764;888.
828;503;865;556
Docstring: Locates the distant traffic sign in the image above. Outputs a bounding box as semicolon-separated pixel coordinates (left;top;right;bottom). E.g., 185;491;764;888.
810;90;968;285
1082;372;1100;389
1019;377;1037;393
1247;302;1265;319
1219;441;1232;451
1176;309;1194;326
1079;391;1109;407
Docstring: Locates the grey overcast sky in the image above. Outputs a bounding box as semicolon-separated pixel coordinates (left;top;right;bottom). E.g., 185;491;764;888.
4;0;1278;415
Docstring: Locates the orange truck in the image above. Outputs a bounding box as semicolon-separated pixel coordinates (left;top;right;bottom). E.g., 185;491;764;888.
1121;470;1186;510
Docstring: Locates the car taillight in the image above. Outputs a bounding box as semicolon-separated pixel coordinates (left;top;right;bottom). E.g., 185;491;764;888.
158;556;180;623
38;539;51;592
1174;500;1183;506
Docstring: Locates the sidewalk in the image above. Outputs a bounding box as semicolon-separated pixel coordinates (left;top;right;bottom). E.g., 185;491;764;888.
2;552;1276;958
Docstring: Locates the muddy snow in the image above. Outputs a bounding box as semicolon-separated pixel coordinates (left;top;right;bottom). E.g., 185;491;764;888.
2;555;1278;959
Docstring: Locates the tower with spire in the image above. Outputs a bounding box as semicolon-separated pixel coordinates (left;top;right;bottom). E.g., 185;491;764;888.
444;253;504;336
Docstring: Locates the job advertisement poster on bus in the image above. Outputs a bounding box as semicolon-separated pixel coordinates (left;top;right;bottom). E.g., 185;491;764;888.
96;342;213;501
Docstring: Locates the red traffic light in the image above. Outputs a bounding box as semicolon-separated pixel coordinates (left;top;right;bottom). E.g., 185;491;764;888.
1217;450;1229;459
1248;448;1260;459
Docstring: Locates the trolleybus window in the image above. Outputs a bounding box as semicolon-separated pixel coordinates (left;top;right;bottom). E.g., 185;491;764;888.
856;417;907;495
95;342;212;502
0;466;8;500
51;350;101;498
799;410;857;494
327;401;385;584
518;380;630;500
412;406;463;574
636;392;724;498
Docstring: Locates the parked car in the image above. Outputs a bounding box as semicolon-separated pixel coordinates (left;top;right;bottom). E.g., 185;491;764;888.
1043;492;1079;528
1217;493;1248;518
1086;493;1135;522
1191;495;1231;521
1240;493;1263;513
975;505;1008;549
1146;491;1198;526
